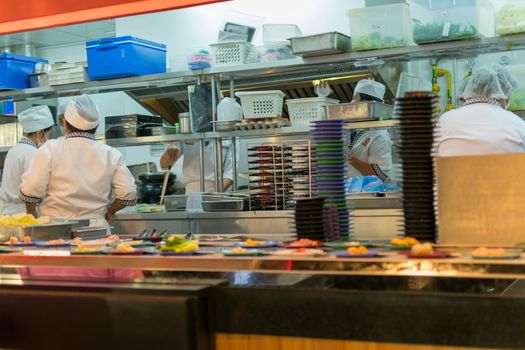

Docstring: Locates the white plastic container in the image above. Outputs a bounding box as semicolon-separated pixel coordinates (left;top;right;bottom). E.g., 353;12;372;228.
286;97;340;126
263;24;302;44
256;42;295;62
210;42;256;67
495;0;525;35
410;0;494;44
235;91;285;119
347;3;412;51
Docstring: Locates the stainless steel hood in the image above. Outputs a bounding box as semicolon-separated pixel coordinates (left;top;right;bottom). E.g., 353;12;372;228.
125;62;401;125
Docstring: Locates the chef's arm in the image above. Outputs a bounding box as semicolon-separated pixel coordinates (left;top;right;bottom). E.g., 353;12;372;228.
160;144;181;169
105;201;125;224
349;157;376;176
25;203;38;218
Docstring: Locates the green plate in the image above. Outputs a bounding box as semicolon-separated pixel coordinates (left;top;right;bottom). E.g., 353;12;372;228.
324;241;371;249
385;244;414;251
70;248;103;255
223;249;265;257
471;252;521;259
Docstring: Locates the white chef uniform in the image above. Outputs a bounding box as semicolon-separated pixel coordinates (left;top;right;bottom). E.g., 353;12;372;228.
169;140;234;193
347;129;393;181
436;99;525;156
0;105;54;215
19;95;137;227
347;79;393;180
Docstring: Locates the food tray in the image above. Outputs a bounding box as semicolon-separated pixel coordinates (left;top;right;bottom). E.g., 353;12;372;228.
290;32;351;57
164;195;188;211
0;221;75;241
210;41;256;66
286;97;340;126
326;101;393;121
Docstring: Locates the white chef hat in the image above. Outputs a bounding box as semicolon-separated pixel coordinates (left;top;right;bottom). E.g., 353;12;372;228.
18;105;54;134
64;94;100;131
354;79;386;101
57;102;68;118
460;64;518;100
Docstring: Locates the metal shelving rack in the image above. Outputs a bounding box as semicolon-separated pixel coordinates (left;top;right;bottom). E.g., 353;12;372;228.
2;33;524;186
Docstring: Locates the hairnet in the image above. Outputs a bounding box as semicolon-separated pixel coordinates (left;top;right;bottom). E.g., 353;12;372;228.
354;79;386;101
460;64;518;100
18;105;55;134
64;94;100;131
57;103;68;118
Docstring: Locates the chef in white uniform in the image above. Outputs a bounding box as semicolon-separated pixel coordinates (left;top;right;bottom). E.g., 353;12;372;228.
160;140;234;193
0;106;54;215
436;64;525;156
19;95;137;227
347;79;393;181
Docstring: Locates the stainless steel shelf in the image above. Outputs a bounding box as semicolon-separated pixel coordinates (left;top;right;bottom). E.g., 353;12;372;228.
3;34;525;102
105;126;311;146
344;119;399;129
0;146;12;153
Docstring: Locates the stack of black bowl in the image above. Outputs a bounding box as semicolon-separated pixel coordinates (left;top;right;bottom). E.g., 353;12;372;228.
292;198;326;240
395;91;438;241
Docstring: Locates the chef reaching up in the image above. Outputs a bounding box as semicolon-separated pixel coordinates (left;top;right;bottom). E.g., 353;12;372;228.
19;95;137;227
347;79;393;181
0;106;54;215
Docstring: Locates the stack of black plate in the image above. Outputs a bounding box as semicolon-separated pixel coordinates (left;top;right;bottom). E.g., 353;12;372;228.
311;120;350;240
292;198;326;240
395;92;438;241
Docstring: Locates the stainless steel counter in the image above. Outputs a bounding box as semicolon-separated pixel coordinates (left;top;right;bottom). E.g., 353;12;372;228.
113;210;295;237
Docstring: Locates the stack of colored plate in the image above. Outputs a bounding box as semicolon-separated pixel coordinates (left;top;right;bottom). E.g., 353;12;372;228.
394;91;438;241
291;198;326;240
311;120;350;240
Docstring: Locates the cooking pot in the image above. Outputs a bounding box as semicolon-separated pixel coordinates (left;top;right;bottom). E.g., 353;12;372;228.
137;172;177;204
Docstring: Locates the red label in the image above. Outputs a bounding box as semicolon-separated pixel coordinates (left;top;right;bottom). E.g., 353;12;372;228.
362;137;371;147
0;0;226;34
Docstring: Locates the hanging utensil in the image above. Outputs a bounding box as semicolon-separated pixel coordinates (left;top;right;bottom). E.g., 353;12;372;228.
159;166;172;206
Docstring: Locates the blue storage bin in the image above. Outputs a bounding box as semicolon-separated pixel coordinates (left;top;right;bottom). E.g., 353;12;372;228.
86;36;167;80
0;54;47;90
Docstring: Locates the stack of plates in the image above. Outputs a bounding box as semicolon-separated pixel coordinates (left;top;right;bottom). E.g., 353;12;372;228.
395;92;438;241
247;145;291;210
311;120;350;240
288;144;314;202
291;198;326;240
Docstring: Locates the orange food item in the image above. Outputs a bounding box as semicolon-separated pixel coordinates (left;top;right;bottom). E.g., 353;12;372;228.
23;236;31;244
9;236;18;244
347;246;368;255
391;237;419;246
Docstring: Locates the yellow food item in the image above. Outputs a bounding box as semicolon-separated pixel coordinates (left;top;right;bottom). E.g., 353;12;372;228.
47;239;66;245
244;239;265;246
347;246;368;255
23;236;32;244
391;237;419;246
471;247;507;257
231;247;248;254
410;243;434;256
8;236;19;244
116;243;134;253
75;245;99;253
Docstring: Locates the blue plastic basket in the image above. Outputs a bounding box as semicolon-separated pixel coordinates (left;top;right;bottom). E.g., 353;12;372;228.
0;53;47;90
86;36;167;80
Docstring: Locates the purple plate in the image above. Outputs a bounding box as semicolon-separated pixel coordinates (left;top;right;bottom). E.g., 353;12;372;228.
330;249;379;258
35;242;72;248
236;241;279;249
160;251;201;256
1;242;36;247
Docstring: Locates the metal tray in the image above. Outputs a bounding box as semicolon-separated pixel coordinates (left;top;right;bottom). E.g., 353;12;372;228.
326;101;394;121
290;32;351;57
202;199;245;212
0;221;75;241
164;195;188;211
347;192;402;209
72;226;109;240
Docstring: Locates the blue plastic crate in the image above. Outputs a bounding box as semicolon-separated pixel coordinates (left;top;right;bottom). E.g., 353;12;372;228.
0;54;47;90
86;36;167;80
